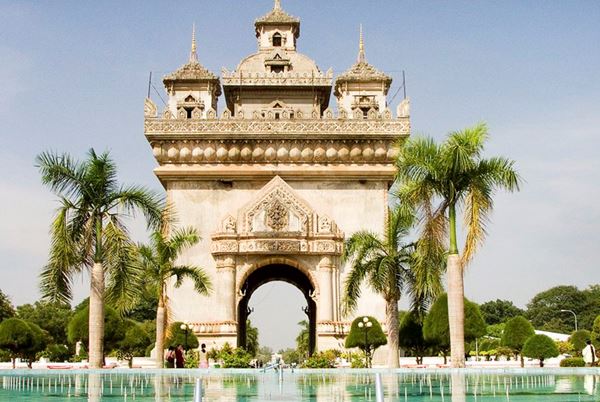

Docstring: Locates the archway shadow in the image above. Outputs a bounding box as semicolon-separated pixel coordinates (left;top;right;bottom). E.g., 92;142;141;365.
237;264;316;356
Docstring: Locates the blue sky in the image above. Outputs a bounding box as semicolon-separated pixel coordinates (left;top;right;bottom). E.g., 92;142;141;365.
1;1;599;350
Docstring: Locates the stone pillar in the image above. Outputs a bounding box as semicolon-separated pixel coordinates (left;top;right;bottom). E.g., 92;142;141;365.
317;257;334;322
217;257;236;322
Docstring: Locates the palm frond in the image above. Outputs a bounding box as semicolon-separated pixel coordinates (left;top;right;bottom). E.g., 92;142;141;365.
35;151;86;200
109;184;164;230
103;218;143;313
167;227;200;257
39;201;81;303
169;266;212;296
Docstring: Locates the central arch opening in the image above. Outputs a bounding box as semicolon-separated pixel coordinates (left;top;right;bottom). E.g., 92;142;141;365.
237;264;316;356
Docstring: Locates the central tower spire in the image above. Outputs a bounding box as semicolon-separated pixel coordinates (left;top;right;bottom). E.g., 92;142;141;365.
189;23;198;63
358;24;366;63
274;0;281;10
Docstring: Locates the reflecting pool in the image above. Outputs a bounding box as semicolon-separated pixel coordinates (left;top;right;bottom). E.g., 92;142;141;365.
0;369;598;401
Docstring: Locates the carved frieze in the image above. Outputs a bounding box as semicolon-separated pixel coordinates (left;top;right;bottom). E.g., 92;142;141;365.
212;176;344;256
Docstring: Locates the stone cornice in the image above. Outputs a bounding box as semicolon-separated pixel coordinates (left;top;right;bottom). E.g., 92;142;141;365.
144;117;409;137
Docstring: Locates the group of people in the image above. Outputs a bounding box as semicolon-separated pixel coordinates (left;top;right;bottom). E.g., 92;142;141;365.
165;343;209;368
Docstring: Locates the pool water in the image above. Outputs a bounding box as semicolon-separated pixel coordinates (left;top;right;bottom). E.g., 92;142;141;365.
0;369;598;401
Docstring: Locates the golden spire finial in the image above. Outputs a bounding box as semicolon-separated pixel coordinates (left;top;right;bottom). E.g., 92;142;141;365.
358;24;366;63
274;0;281;10
189;23;198;63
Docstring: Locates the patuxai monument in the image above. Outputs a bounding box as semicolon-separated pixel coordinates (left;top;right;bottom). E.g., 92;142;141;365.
143;0;410;363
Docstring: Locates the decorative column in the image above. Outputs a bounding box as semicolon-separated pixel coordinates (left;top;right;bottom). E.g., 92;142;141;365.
216;256;237;322
317;257;334;322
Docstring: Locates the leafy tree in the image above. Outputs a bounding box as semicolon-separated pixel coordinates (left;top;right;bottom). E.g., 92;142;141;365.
137;222;211;367
398;311;430;364
592;315;600;348
0;290;15;323
245;320;259;357
569;329;592;356
40;344;71;362
67;305;126;356
480;299;524;325
522;334;559;367
117;320;151;368
0;318;46;368
165;321;199;350
526;286;587;333
16;301;72;345
124;289;157;322
486;323;505;339
345;316;387;368
342;205;444;368
396;123;521;367
256;346;273;365
501;316;535;367
36;149;163;368
279;348;302;365
423;294;487;364
296;320;310;358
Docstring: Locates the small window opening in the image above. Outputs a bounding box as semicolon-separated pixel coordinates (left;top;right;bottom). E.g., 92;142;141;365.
290;112;295;119
185;95;196;102
185;107;194;118
275;113;280;120
272;33;282;47
271;65;284;74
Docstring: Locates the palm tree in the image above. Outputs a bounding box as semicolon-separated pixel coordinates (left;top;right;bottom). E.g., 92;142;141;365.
36;149;162;368
342;205;444;368
245;320;259;357
137;225;211;368
296;320;310;358
395;123;521;367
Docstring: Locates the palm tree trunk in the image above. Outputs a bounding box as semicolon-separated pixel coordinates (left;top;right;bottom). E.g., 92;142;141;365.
447;203;465;368
386;298;400;368
89;262;105;368
447;253;465;368
155;297;166;368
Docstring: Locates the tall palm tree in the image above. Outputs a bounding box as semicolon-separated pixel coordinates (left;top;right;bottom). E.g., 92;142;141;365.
395;122;521;367
36;149;163;368
342;205;444;368
296;320;310;358
137;225;211;368
245;320;259;357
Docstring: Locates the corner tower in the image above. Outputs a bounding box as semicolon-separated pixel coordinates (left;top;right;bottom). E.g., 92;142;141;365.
334;26;393;118
162;26;221;119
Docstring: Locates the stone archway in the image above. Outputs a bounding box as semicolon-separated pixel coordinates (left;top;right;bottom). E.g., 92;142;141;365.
208;176;348;351
236;263;317;356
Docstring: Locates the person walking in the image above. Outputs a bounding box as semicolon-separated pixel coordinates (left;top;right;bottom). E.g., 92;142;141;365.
582;340;596;367
198;343;209;368
175;344;185;368
165;346;176;368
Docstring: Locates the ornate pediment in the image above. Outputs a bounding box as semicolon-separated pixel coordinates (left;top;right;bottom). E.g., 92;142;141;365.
211;176;344;255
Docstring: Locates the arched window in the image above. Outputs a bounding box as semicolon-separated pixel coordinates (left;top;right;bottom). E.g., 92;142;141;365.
272;32;282;47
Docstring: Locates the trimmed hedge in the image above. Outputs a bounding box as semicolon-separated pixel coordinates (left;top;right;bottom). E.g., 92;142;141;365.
559;357;585;367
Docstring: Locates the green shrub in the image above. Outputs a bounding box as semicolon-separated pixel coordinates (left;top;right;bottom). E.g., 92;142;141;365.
522;334;559;367
559;357;585;367
221;348;252;368
350;353;366;368
569;330;592;355
302;352;335;368
501;316;534;366
185;350;199;368
40;344;71;362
